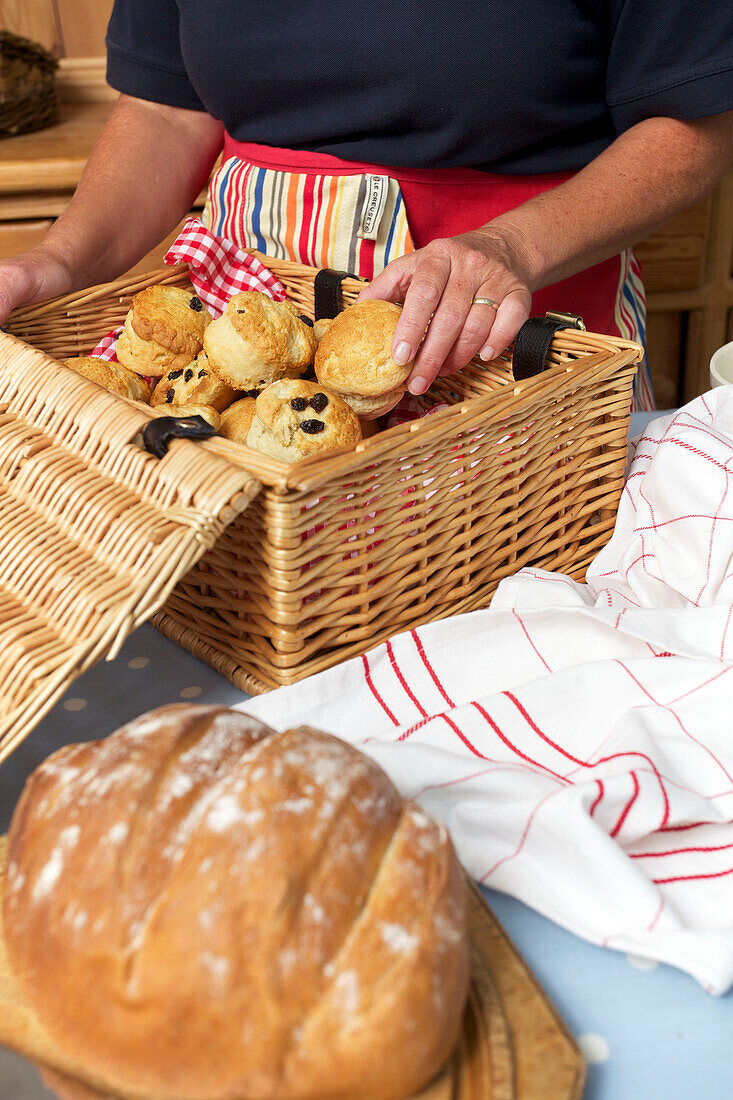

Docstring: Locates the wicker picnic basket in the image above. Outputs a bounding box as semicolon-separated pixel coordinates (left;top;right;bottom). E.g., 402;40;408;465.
0;255;642;758
0;32;58;138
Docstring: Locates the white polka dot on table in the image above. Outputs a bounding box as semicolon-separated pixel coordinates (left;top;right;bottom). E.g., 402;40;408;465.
127;656;150;670
62;698;87;712
577;1034;610;1065
180;686;202;699
626;953;659;971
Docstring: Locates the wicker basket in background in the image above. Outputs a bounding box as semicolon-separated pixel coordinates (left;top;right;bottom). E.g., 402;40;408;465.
0;31;58;138
5;258;644;698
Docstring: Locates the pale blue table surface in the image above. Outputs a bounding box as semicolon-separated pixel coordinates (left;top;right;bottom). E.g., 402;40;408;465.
2;409;729;1100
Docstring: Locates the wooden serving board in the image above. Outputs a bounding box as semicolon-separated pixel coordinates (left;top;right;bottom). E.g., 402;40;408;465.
0;838;584;1100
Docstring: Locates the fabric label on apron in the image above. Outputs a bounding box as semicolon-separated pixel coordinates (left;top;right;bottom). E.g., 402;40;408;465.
357;174;389;240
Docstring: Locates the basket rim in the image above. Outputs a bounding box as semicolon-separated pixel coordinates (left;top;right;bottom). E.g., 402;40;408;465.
5;263;644;491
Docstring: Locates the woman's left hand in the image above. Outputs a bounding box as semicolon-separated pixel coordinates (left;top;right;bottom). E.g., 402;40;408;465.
356;224;536;395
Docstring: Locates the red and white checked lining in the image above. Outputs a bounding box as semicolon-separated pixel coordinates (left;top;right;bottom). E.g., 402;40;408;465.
241;388;733;995
164;217;288;313
91;218;288;361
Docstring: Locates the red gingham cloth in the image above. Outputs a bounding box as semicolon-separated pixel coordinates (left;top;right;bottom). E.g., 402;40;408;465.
91;218;288;361
241;388;733;995
163;217;288;312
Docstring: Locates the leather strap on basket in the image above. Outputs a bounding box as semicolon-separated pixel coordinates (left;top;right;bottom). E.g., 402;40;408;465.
512;317;565;381
314;269;354;320
143;415;218;459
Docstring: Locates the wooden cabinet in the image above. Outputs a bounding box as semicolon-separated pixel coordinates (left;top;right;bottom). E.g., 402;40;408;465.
635;170;733;404
0;219;53;257
0;0;113;59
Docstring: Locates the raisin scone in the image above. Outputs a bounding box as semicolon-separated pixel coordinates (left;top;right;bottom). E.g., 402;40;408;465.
246;379;362;462
150;350;239;411
218;396;258;444
62;356;151;404
116;287;212;377
154;403;221;429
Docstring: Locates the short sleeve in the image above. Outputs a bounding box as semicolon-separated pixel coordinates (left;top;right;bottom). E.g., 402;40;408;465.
106;0;205;111
606;0;733;132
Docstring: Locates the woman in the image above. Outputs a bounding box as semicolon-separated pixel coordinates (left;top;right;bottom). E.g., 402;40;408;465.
1;0;732;407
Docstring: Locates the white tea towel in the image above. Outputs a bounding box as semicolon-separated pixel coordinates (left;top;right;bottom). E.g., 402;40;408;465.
242;387;733;993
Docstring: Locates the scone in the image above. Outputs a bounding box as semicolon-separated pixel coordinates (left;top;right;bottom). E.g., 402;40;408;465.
155;403;221;429
62;356;151;403
150;350;239;411
218;396;257;443
247;379;362;463
204;291;316;391
116;286;212;377
313;317;333;342
314;300;413;418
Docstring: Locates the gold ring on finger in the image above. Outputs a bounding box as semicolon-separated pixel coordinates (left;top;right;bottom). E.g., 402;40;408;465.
472;296;499;309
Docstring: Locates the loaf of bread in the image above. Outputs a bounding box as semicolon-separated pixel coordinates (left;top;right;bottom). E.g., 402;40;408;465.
4;705;469;1100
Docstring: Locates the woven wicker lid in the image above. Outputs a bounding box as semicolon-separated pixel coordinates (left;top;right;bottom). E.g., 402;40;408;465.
0;332;261;763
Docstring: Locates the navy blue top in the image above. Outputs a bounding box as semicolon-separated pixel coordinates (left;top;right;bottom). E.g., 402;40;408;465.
106;0;733;174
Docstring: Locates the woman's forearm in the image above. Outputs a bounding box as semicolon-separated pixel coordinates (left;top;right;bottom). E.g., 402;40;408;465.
487;111;733;292
364;110;733;390
33;94;223;290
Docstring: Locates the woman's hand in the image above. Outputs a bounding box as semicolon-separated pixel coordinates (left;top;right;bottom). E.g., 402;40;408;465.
359;112;733;397
357;224;536;395
0;248;73;326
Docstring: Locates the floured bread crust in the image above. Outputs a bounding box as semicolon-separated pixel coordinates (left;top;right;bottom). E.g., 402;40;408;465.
4;705;469;1100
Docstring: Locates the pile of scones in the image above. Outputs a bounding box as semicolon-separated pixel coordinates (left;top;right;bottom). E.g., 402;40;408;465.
62;286;416;463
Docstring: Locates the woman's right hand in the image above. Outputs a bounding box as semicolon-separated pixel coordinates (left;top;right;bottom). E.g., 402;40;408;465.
0;248;72;326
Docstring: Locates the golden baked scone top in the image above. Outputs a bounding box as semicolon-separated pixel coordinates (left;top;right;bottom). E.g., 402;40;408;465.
62;356;151;404
203;291;317;391
226;292;312;356
249;379;362;461
315;300;413;397
219;396;257;443
129;286;212;357
150;350;238;411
